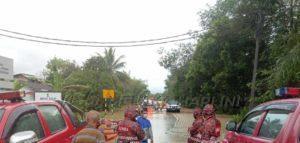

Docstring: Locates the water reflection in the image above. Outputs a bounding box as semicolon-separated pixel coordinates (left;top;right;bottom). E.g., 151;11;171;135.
147;112;191;143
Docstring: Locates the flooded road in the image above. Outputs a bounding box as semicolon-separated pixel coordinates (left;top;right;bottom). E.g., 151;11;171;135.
147;111;193;143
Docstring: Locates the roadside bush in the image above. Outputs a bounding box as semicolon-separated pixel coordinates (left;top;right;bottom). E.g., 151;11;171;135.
232;107;248;122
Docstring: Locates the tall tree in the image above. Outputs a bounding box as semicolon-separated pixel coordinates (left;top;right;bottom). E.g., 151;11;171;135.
159;0;299;113
62;49;149;110
103;48;126;74
43;57;79;91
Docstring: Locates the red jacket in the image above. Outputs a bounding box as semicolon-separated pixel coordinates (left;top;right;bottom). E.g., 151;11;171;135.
188;118;204;143
189;118;204;136
117;119;145;143
202;116;221;141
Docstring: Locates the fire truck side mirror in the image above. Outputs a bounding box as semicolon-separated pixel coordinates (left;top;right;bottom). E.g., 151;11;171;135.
9;131;38;143
225;121;237;131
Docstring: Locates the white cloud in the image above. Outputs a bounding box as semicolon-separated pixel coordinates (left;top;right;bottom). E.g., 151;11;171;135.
0;0;215;93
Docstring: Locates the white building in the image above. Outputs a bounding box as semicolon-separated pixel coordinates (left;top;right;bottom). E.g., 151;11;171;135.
0;55;13;91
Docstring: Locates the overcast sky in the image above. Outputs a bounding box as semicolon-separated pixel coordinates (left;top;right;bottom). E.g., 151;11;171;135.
0;0;215;93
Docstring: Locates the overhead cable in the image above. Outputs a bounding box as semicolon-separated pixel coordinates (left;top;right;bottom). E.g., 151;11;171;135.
0;33;196;47
0;28;199;44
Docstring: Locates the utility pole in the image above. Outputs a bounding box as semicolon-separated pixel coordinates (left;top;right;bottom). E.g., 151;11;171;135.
250;11;264;109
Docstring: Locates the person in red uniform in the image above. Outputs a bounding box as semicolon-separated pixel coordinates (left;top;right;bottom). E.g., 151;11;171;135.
201;104;221;142
187;108;204;143
117;107;145;143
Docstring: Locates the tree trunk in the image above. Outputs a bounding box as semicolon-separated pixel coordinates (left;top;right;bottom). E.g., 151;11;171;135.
249;12;264;109
250;37;260;109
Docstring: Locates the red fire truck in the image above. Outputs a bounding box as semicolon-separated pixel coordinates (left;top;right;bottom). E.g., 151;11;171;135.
223;87;300;143
0;91;86;143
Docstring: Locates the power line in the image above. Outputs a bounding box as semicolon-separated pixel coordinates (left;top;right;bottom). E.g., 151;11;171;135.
0;28;198;44
0;33;196;47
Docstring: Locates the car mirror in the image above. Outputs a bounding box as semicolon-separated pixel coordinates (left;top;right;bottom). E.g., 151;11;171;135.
9;131;38;143
226;121;237;131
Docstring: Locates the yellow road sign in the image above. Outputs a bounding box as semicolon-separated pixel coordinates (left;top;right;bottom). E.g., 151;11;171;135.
103;89;115;99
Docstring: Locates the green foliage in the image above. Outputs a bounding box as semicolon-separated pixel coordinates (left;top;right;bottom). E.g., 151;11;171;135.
159;0;300;113
158;43;194;72
271;33;300;87
44;48;149;111
103;48;126;73
13;80;26;90
232;107;249;122
43;57;79;91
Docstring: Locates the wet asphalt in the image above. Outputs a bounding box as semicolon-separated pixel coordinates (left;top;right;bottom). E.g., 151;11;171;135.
146;111;193;143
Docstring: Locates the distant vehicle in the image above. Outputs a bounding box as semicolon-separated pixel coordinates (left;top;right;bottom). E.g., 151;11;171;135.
141;99;156;111
223;98;300;143
0;91;86;143
166;100;181;112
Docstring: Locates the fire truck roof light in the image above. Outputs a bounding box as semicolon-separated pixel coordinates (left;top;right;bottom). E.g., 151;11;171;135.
275;87;300;97
0;91;23;101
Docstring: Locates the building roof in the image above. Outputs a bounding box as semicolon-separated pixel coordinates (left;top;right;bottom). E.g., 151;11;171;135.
14;73;53;92
14;73;41;81
22;81;53;92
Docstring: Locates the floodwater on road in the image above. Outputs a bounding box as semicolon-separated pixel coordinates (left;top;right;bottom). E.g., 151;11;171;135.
147;111;193;143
